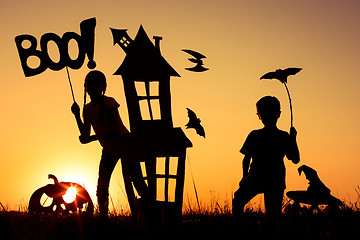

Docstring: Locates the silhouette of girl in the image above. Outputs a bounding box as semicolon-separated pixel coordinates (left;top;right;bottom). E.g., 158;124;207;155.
71;70;144;217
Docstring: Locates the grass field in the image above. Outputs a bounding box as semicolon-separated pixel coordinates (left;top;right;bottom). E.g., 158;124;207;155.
1;198;360;240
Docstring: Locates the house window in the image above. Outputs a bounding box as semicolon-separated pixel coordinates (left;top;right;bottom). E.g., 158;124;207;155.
135;81;161;120
120;37;131;47
140;161;147;178
157;178;176;202
156;156;178;202
156;157;166;175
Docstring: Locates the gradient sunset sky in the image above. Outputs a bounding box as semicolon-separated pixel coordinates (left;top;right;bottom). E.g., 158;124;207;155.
1;0;360;210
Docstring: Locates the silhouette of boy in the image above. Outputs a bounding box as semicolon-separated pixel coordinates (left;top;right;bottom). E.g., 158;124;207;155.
233;96;300;221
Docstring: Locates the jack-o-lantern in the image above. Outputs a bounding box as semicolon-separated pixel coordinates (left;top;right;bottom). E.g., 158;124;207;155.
29;174;93;215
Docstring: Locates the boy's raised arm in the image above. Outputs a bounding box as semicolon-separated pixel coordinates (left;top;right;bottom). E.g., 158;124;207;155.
287;127;300;164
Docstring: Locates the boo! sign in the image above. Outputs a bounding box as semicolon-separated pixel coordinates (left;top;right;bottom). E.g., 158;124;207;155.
15;17;96;77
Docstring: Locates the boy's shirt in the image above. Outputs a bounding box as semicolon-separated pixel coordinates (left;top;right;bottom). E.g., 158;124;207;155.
240;127;293;189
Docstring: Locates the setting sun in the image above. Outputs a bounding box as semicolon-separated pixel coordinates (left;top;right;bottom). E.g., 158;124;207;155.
62;186;77;204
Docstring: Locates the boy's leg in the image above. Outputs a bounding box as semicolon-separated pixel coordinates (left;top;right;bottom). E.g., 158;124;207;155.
233;177;260;218
264;188;284;217
97;150;120;217
264;188;284;231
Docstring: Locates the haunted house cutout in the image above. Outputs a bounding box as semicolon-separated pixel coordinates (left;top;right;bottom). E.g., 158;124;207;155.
113;25;192;224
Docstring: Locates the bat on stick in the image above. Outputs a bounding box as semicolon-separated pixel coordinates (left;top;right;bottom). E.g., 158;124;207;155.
260;67;302;127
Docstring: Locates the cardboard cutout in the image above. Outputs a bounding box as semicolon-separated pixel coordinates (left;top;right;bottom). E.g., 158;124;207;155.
15;17;96;77
111;25;192;225
186;108;205;138
286;165;343;213
182;49;209;72
29;174;93;215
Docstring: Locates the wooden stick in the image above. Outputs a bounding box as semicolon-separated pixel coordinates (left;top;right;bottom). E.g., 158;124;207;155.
284;82;293;127
65;66;76;103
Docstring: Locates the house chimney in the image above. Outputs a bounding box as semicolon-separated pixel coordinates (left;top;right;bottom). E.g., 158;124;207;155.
153;36;162;53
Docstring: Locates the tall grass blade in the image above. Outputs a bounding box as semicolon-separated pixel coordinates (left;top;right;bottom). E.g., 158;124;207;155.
187;155;201;214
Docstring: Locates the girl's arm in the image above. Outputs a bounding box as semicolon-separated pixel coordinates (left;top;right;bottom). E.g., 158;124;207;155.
71;102;90;138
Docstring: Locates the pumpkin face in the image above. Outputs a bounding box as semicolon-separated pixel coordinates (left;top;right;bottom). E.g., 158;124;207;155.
29;174;93;215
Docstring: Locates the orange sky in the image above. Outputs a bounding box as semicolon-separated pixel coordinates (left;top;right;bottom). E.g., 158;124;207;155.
1;0;360;211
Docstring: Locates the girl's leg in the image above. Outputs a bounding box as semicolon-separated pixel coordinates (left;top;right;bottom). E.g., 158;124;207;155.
97;150;120;217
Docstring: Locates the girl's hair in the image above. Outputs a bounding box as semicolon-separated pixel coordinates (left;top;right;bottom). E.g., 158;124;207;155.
83;70;107;123
83;70;107;109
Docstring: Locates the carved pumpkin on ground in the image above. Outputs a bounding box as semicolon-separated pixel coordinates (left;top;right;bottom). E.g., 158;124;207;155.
29;174;93;215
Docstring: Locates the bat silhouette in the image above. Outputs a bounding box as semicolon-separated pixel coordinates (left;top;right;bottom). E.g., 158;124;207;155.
186;108;205;138
182;49;209;72
260;67;302;83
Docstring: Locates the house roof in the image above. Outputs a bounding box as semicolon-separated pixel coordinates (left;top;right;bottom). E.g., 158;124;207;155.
114;25;180;80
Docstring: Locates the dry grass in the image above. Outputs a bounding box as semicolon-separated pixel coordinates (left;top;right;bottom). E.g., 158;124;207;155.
182;191;360;239
0;192;360;240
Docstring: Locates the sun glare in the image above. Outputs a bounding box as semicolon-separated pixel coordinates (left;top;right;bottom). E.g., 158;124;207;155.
62;186;77;203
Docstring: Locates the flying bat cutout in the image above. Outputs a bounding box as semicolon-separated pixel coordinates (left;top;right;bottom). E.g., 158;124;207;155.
182;49;209;72
260;67;302;127
186;108;205;138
